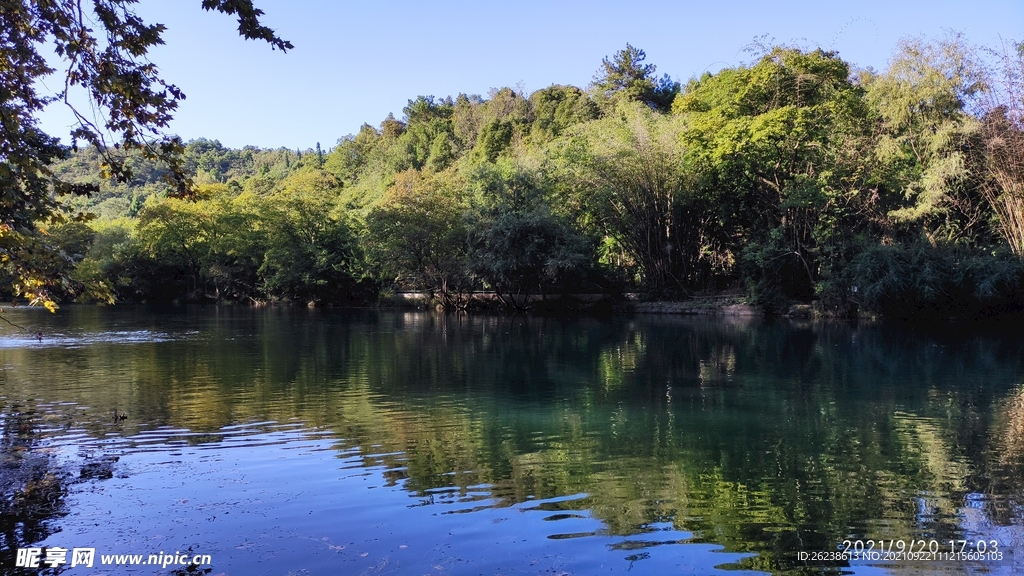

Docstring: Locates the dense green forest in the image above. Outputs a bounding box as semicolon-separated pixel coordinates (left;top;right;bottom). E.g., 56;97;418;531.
34;36;1024;317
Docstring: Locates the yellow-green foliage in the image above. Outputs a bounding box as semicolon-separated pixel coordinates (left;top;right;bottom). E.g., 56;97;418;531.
45;37;1024;313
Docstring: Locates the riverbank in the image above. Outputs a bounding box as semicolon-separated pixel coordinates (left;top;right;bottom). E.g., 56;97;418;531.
0;409;67;569
11;285;1022;323
376;290;827;319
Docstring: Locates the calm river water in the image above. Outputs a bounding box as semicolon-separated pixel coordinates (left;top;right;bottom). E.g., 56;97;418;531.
1;307;1022;575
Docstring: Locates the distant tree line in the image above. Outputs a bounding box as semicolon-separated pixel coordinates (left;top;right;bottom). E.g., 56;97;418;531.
35;36;1024;317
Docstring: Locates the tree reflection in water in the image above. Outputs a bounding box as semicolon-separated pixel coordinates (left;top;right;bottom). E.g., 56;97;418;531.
0;308;1021;573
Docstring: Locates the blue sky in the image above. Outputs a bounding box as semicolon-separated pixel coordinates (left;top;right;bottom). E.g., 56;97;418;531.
37;0;1023;150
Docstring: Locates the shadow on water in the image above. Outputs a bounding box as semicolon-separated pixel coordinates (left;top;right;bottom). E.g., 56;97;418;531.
0;404;68;574
0;306;1022;574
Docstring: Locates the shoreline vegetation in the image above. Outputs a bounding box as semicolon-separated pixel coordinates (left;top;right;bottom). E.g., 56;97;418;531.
19;35;1024;321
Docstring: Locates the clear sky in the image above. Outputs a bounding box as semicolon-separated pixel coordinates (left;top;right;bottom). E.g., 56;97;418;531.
37;0;1023;150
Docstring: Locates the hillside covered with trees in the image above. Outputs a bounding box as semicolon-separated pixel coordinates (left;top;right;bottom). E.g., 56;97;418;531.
34;36;1024;318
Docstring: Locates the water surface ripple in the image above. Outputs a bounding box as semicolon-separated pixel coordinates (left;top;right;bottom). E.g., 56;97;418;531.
1;307;1022;574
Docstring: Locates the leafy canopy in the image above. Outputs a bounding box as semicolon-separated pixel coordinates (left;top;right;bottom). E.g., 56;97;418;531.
0;0;288;309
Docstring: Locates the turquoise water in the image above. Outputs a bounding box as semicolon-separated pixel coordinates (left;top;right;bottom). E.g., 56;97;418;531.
1;307;1021;574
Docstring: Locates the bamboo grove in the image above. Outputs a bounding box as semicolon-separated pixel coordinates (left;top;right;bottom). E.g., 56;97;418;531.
25;36;1024;317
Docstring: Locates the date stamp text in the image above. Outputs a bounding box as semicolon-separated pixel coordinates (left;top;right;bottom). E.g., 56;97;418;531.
798;539;1006;564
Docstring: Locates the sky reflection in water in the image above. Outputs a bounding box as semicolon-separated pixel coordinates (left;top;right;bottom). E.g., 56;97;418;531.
1;307;1022;574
